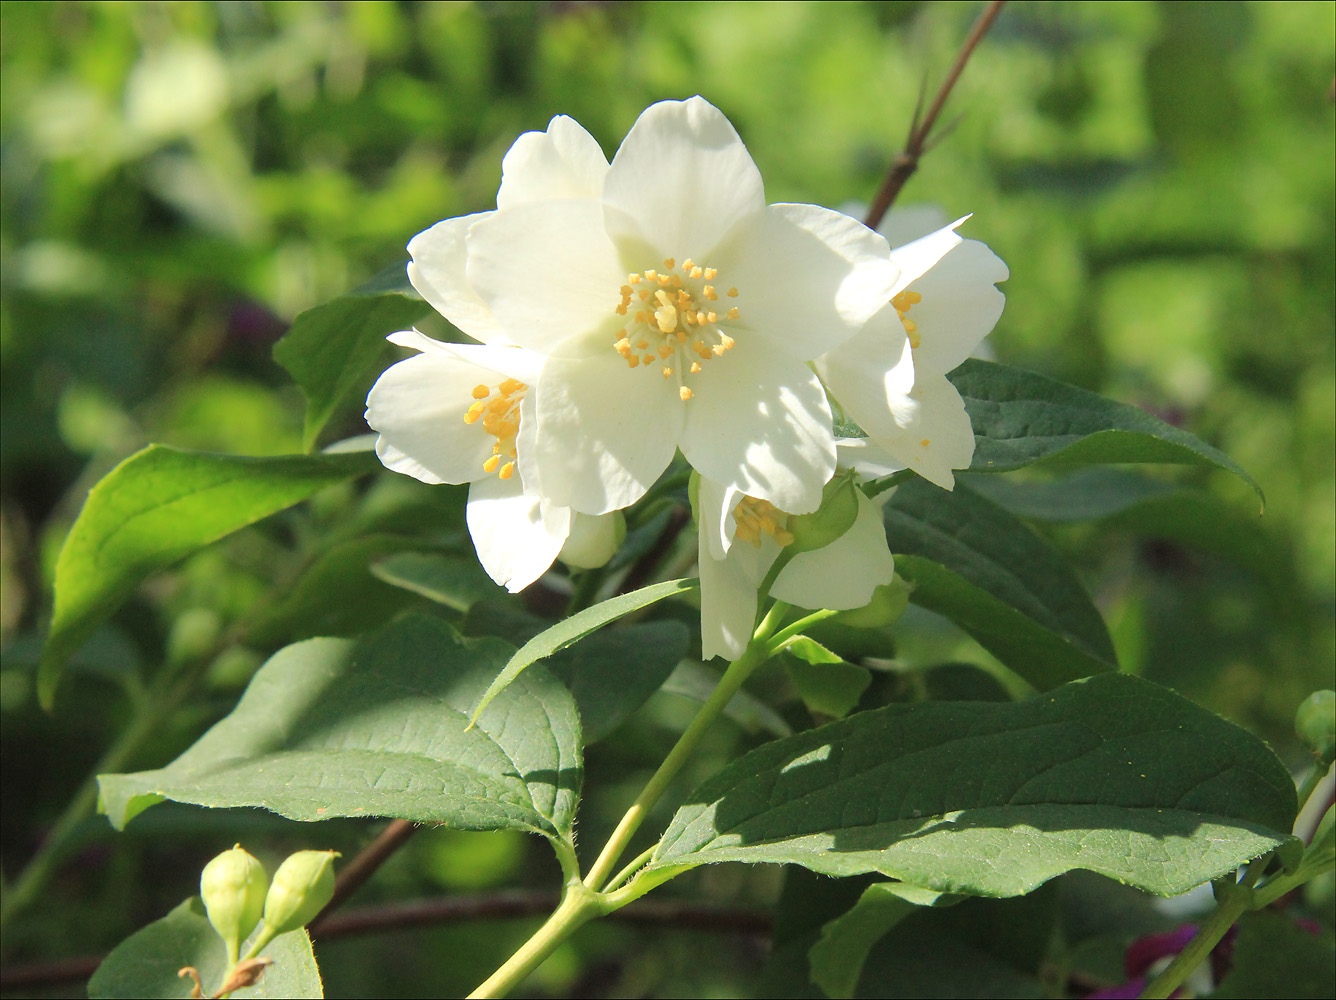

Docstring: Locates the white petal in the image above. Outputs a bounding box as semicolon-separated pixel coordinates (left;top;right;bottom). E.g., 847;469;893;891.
365;352;497;484
902;237;1008;375
878;205;950;246
407;214;504;343
888;217;966;297
466;199;626;352
387;331;547;386
680;338;835;515
873;370;976;490
772;493;895;609
602;96;766;260
497;115;610;209
532;349;684;514
835;437;905;480
697;519;780;661
558;511;621;569
817;304;916;442
698;476;744;561
722;203;897;360
466;475;570;593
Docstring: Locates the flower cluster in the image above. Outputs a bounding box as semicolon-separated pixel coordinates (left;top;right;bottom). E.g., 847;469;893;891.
366;97;1005;657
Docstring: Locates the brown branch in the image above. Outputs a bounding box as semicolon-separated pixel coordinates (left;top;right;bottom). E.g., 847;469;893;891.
0;895;772;991
863;0;1008;231
306;818;419;936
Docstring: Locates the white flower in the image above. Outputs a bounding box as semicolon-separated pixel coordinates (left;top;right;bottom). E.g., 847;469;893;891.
696;477;896;661
365;329;572;593
406;97;898;517
819;212;1008;490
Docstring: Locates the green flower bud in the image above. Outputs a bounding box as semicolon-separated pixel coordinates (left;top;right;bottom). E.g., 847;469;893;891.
833;575;913;629
200;845;268;960
559;511;626;570
261;850;339;936
787;474;860;554
1296;690;1335;767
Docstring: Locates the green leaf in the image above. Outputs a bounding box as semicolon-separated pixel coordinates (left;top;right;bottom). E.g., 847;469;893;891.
272;262;431;452
98;616;582;841
949;359;1263;505
782;637;871;720
40;446;374;709
809;882;952;999
88;897;322;999
884;478;1118;690
1210;911;1336;999
469;578;699;722
649;673;1298;898
370;550;507;613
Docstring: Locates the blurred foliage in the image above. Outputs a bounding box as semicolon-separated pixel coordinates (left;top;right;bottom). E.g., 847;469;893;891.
1;1;1332;997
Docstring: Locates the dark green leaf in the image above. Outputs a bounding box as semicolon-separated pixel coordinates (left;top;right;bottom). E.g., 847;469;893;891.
272;263;430;452
885;478;1118;690
781;638;871;720
650;673;1297;898
1211;911;1335;999
950;360;1263;505
370;550;507;613
98;616;582;840
469;578;699;722
40;446;374;709
88;897;321;999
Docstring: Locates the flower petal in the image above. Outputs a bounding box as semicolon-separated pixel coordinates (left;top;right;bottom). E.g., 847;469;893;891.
466;199;626;352
902;237;1008;375
466;475;570;593
772;492;894;609
888;217;966;297
873;370;976;490
365;351;498;484
817;304;916;440
698;477;745;561
602;96;766;260
407;213;504;343
531;348;684;514
681;337;835;515
722;203;897;359
497;115;610;209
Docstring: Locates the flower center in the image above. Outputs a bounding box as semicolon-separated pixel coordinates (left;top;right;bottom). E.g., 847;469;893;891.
612;257;741;401
893;289;922;350
463;378;526;480
732;495;794;548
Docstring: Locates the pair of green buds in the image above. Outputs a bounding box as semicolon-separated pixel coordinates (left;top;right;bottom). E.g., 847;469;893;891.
199;846;339;967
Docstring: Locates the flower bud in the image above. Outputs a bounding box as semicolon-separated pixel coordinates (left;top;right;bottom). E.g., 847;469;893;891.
1296;690;1335;767
261;850;339;936
200;845;268;959
786;475;860;554
558;511;625;570
833;575;913;629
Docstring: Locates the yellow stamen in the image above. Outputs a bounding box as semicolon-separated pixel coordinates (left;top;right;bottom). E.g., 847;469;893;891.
679;386;693;400
483;455;500;473
471;385;490;399
498;462;515;480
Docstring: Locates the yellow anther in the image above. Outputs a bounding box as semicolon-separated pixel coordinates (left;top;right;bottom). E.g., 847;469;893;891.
690;266;704;278
921;439;930;447
636;338;649;349
635;310;648;324
664;258;675;269
662;366;674;378
675;330;687;343
706;311;717;323
615;337;633;356
727;287;738;297
902;318;917;334
629;273;642;284
500;379;523;394
620;285;633;296
726;307;739;319
498;462;515;480
704;267;717;279
679;386;693;401
645;269;657;282
690;361;702;373
628;356;640;368
642;354;655;366
693;341;711;359
682;258;694;269
704;285;717;300
464;402;485;424
658;344;674;359
471;385;490;399
719;333;735;351
483;455;500;473
615;303;628;315
655;303;678;334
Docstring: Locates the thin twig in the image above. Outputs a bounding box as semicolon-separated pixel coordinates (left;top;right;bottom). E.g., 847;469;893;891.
306;818;419;935
863;0;1007;231
0;895;772;990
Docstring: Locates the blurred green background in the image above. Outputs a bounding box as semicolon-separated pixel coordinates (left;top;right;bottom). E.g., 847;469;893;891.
2;2;1332;997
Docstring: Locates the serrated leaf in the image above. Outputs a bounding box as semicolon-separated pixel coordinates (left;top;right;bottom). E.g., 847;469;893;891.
88;897;321;999
950;359;1263;505
469;578;699;722
650;673;1297;898
39;446;374;709
98;616;582;841
885;478;1117;690
272;263;430;452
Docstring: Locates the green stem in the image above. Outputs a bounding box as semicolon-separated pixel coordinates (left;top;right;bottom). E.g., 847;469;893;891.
603;844;659;894
766;608;842;653
0;665;200;939
1138;890;1249;1000
468;883;604;999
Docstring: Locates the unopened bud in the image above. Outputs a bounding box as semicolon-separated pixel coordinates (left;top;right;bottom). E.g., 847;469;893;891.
559;511;625;570
787;475;860;554
261;850;339;936
1296;690;1335;767
200;845;267;959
